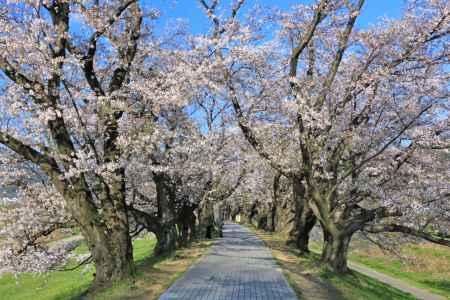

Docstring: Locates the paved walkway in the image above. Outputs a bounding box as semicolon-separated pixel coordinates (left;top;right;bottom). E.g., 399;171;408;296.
158;223;298;300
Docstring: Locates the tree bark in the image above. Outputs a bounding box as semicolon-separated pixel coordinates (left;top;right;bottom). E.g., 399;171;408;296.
177;203;197;246
321;229;352;273
290;210;316;253
268;173;281;232
86;223;134;289
153;173;178;255
286;177;316;253
65;179;134;289
205;224;213;239
267;203;277;232
256;214;268;230
154;224;177;255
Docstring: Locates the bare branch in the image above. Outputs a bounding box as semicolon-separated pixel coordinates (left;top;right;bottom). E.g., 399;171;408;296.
74;0;138;96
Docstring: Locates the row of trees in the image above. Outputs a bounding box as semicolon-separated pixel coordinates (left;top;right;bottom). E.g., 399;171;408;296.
0;0;448;291
215;0;449;272
0;0;246;289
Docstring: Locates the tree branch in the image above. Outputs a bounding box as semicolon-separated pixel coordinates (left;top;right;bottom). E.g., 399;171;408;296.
73;0;138;96
364;224;450;247
108;2;142;93
0;131;60;177
315;0;365;108
0;57;47;103
289;0;328;80
228;81;292;177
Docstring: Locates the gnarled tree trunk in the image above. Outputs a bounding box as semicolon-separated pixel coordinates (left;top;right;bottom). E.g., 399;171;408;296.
85;223;134;288
65;178;134;289
321;228;353;273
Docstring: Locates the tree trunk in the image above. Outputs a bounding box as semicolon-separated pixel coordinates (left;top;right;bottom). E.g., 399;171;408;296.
177;223;190;246
286;177;316;253
205;224;213;239
269;172;281;232
248;202;258;225
189;216;197;239
267;202;277;232
153;173;178;255
289;210;316;253
256;214;268;230
321;229;352;273
286;211;316;253
177;203;197;246
154;224;177;255
85;224;134;288
65;179;134;289
198;196;216;239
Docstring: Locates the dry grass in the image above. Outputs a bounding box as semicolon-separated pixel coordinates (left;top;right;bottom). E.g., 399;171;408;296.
250;226;418;300
407;244;450;274
349;241;450;298
253;229;345;300
87;239;214;300
135;241;212;300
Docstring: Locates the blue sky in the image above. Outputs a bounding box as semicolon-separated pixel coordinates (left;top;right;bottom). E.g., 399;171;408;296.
148;0;405;33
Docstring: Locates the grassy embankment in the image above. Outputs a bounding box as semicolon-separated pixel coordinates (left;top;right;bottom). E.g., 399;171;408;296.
348;242;450;299
305;238;450;298
0;235;213;300
250;227;423;300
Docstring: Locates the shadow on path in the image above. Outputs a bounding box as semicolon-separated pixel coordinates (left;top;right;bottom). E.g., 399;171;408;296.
158;224;298;300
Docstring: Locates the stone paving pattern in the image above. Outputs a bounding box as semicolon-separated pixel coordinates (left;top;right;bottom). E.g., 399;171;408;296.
158;223;298;300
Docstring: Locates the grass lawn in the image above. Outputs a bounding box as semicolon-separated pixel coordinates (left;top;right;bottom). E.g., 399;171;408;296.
348;242;450;299
0;235;213;300
250;227;420;300
307;236;450;299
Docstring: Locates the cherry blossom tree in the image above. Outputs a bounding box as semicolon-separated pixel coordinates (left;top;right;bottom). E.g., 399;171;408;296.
193;0;449;272
0;1;250;287
0;0;155;287
0;0;448;288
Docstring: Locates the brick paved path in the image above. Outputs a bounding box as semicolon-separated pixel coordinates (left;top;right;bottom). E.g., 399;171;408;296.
158;223;298;300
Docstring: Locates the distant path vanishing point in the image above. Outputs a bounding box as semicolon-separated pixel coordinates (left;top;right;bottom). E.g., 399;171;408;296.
158;223;298;300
